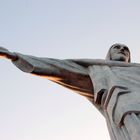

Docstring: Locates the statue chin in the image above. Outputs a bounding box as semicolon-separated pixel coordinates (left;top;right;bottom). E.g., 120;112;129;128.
111;57;127;62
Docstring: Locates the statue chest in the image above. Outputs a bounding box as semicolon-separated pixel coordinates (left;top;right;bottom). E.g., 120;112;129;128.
88;65;140;126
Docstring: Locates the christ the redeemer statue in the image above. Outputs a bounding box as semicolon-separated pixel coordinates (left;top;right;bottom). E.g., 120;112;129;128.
0;43;140;140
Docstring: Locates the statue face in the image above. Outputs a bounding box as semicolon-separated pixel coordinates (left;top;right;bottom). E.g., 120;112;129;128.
110;44;130;62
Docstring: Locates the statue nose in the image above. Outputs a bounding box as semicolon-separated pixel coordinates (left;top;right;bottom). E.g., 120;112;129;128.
120;47;125;52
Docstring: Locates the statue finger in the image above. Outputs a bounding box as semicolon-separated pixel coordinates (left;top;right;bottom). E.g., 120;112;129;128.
0;46;9;51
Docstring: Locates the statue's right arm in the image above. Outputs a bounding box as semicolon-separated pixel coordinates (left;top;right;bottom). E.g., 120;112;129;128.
0;47;18;60
0;47;94;99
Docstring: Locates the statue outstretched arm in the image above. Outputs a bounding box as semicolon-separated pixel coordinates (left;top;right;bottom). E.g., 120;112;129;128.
0;47;94;98
0;47;18;60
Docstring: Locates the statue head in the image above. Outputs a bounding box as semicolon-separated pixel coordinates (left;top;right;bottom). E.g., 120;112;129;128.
106;43;131;62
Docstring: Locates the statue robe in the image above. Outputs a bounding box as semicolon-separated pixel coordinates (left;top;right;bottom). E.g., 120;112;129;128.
12;53;140;140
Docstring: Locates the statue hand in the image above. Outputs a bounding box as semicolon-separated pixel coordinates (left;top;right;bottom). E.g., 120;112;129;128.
0;46;18;61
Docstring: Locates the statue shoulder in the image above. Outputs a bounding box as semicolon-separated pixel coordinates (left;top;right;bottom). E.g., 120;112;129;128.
66;59;140;68
65;59;106;67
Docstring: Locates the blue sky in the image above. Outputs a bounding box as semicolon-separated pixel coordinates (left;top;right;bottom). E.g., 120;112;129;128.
0;0;140;140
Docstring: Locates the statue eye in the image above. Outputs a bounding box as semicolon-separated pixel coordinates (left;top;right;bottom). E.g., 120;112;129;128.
114;45;120;49
123;47;129;51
